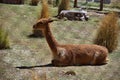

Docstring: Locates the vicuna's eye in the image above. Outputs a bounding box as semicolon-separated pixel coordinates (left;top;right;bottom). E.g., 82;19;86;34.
33;25;35;28
58;52;61;57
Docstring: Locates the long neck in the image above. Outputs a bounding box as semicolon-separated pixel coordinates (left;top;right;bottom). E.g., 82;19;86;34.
44;24;58;54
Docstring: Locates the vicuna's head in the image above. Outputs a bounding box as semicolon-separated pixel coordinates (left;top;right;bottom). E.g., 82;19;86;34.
33;18;53;31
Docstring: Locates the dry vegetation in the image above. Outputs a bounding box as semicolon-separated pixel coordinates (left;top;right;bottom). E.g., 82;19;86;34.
0;25;10;49
94;12;119;53
0;0;24;4
48;0;53;4
31;69;47;80
31;0;39;6
40;0;49;19
58;0;70;15
54;0;60;7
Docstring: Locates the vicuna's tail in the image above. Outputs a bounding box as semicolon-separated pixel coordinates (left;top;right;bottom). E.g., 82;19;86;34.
94;12;119;53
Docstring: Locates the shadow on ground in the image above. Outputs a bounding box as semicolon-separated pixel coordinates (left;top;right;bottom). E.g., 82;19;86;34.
16;63;53;69
28;34;44;38
16;63;107;69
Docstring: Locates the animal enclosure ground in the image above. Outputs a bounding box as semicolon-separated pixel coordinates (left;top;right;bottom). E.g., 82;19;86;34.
0;2;120;80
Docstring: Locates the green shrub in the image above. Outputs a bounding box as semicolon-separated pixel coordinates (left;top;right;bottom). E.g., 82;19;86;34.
48;0;53;4
0;26;10;49
94;12;119;53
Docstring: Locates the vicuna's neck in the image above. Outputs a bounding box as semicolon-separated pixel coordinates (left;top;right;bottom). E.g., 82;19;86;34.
44;24;58;54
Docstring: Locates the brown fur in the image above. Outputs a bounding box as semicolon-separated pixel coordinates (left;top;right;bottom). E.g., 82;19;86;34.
33;18;108;66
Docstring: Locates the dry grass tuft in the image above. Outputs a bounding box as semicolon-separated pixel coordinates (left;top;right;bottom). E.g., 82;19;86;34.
31;70;47;80
0;26;10;49
31;0;39;6
94;12;119;53
48;0;53;4
54;0;60;7
40;0;49;19
58;0;70;15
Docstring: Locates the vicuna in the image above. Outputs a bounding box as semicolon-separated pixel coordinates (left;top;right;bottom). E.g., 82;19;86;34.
33;18;108;66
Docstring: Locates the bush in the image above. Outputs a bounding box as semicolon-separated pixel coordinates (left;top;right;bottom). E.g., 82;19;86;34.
0;0;24;4
0;26;10;49
53;0;60;7
48;0;53;4
58;0;70;15
94;12;119;53
40;0;49;18
31;0;39;6
111;0;120;9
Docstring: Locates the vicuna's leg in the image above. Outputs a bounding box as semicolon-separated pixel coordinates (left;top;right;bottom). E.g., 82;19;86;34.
52;60;59;66
103;58;109;64
52;60;65;66
90;53;97;65
91;52;108;65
